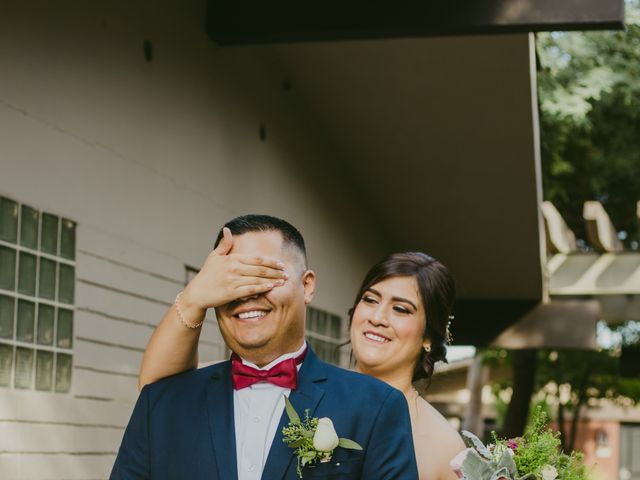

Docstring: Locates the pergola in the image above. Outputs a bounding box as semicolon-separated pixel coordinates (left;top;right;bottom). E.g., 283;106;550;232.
492;200;640;350
547;201;640;320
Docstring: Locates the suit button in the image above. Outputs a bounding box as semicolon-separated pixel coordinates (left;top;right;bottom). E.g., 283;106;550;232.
248;465;255;472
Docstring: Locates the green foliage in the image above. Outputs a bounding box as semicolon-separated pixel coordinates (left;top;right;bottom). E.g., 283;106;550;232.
459;408;590;480
512;408;561;477
483;343;640;450
537;1;640;247
555;452;589;480
485;346;640;410
506;407;589;480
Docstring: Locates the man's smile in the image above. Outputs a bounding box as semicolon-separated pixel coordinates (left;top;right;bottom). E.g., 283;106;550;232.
236;310;269;320
230;303;273;322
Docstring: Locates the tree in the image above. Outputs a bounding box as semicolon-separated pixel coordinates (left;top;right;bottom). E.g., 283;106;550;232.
488;0;640;445
538;1;640;247
485;322;640;452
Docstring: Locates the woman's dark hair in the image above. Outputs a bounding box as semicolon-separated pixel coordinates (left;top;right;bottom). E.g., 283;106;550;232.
348;252;455;388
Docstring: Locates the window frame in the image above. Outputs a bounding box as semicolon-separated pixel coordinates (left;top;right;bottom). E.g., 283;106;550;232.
305;306;345;366
0;196;75;393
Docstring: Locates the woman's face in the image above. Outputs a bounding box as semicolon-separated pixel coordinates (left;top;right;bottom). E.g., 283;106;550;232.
350;276;429;379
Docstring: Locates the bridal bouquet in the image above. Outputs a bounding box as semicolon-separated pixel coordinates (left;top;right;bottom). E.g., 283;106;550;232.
450;407;589;480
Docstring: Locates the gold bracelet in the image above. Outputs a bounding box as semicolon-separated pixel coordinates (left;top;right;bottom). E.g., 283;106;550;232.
175;291;204;329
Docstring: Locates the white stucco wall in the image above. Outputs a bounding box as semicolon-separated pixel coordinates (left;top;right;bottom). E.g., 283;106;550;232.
0;1;386;478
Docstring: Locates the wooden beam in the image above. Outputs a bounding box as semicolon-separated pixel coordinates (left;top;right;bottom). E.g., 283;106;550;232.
206;0;624;45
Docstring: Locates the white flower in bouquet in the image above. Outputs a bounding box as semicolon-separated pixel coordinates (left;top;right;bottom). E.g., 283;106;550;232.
541;465;558;480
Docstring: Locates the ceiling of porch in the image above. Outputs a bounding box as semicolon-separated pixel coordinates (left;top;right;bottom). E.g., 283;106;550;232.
265;35;544;343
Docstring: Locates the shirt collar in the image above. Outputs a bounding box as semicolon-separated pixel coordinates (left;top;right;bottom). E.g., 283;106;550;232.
239;340;307;371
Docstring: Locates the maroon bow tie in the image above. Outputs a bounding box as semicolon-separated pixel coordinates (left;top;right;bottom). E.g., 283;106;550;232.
231;348;307;390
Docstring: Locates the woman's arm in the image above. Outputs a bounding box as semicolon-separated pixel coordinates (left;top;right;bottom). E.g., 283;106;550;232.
137;228;288;389
413;399;466;480
137;300;203;389
437;433;466;480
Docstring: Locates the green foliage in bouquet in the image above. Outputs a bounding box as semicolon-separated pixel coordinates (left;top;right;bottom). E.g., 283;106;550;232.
505;410;559;476
453;407;590;480
504;407;588;480
453;430;527;480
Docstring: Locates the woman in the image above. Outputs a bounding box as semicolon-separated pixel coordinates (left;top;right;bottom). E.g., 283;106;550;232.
346;252;465;480
139;240;464;480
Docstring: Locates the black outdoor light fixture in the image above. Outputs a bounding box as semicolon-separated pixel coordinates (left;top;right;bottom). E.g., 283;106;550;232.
206;0;624;45
143;39;153;62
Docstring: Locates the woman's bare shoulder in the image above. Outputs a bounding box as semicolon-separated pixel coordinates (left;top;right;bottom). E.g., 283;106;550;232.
416;398;462;439
413;397;466;479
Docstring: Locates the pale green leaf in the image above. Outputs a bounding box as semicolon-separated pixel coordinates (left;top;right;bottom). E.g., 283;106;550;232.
490;467;511;480
284;395;301;424
338;438;363;450
461;431;492;460
496;451;518;477
459;448;495;480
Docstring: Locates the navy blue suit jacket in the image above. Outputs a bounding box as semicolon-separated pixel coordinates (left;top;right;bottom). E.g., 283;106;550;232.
111;348;418;479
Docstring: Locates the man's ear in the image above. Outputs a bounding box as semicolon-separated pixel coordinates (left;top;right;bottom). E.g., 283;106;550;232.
302;270;316;304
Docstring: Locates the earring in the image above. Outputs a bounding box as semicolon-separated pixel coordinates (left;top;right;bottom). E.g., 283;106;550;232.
424;345;431;354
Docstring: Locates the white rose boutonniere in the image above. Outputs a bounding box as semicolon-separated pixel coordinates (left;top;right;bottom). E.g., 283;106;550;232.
282;396;362;478
313;418;340;452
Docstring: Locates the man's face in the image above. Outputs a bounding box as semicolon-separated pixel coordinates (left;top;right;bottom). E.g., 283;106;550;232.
215;230;315;366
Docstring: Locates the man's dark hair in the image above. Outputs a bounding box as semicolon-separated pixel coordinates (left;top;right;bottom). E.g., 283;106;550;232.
214;214;307;265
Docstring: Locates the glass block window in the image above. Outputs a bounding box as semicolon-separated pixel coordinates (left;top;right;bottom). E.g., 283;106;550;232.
0;195;75;393
306;307;344;366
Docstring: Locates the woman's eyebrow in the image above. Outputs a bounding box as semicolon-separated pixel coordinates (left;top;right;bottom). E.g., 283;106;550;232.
367;288;417;310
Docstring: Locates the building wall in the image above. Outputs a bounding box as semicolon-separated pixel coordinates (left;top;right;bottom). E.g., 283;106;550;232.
568;420;620;480
0;1;386;478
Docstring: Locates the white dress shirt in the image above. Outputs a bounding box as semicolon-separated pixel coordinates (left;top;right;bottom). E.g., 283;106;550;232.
233;342;307;480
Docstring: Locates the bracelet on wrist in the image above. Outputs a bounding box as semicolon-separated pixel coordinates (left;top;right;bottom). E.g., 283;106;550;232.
175;291;204;329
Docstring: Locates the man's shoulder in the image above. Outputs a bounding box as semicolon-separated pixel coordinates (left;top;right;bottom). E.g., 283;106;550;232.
317;360;400;399
143;360;230;399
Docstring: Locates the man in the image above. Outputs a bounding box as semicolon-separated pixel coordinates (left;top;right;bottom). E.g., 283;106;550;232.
111;215;418;479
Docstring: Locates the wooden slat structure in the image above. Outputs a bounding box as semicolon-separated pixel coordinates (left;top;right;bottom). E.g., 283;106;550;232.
546;201;640;323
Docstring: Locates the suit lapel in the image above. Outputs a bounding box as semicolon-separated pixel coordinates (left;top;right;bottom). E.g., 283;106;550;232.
261;349;327;480
206;361;238;480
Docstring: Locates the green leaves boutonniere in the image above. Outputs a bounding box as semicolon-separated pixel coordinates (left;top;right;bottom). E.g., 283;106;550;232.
282;396;362;478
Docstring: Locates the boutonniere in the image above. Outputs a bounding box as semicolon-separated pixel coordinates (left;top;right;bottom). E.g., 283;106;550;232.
282;396;362;478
